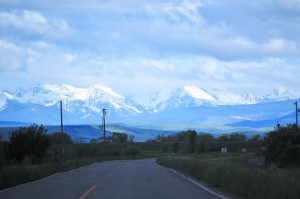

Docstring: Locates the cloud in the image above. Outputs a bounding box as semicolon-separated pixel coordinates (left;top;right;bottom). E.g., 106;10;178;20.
0;0;299;101
263;38;297;53
0;10;49;34
0;10;72;40
1;1;298;60
0;40;31;72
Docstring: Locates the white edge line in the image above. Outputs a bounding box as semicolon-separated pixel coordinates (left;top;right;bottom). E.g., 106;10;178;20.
153;160;229;199
170;169;229;199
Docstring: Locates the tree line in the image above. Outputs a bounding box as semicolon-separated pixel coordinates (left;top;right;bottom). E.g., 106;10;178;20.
1;123;300;168
0;124;136;168
152;131;261;143
90;132;134;144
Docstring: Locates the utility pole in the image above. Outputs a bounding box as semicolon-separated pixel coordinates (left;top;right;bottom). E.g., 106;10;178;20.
295;101;300;128
60;100;64;161
102;108;106;143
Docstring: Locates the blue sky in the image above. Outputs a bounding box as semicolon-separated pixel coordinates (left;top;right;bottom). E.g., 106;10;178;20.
0;0;300;103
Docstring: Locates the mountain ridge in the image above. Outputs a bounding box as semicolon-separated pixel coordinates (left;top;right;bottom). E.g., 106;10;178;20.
0;83;299;126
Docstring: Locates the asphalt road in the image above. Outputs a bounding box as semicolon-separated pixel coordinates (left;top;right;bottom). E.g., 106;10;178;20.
0;159;234;199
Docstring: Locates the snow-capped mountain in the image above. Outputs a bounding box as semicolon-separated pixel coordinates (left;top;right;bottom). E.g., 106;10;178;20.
265;88;300;101
149;86;218;112
9;83;140;112
209;90;263;105
0;83;299;126
0;84;143;124
147;85;299;112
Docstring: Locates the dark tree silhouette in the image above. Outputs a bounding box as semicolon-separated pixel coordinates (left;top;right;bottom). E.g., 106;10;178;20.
6;124;51;164
264;124;300;168
188;130;197;153
49;132;73;144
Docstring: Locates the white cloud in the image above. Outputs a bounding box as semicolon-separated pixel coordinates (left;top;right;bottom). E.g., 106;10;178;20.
263;38;297;53
0;40;31;72
0;10;49;34
0;0;299;101
0;10;72;39
65;53;76;63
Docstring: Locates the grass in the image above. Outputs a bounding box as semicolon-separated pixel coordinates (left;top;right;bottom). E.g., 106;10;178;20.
157;152;300;199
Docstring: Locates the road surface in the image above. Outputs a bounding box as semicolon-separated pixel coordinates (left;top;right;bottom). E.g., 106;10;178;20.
0;159;234;199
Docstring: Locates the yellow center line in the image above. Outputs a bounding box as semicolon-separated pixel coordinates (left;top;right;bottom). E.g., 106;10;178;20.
79;184;98;199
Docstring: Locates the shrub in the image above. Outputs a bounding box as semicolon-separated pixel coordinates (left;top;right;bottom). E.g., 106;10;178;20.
171;142;180;153
264;124;300;168
111;150;121;156
49;132;73;144
124;146;140;158
5;124;51;164
0;134;3;169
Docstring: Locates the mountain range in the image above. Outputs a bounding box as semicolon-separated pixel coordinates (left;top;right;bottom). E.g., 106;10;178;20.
0;83;299;141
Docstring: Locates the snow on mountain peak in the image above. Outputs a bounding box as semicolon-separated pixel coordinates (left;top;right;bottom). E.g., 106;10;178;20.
266;88;300;101
183;86;215;101
91;84;123;99
4;92;14;100
1;83;299;120
43;83;88;101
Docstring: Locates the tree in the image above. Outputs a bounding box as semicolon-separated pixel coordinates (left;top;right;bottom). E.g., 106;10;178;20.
156;133;167;142
0;133;3;168
128;134;135;143
172;142;180;153
229;132;246;142
264;124;300;168
249;134;261;141
176;131;191;142
197;133;214;153
197;133;215;142
218;134;229;141
90;138;98;144
108;132;128;143
6;124;51;164
49;132;73;144
188;130;197;153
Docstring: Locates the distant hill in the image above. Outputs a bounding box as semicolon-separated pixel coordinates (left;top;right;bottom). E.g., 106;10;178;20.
226;113;295;128
0;121;31;127
0;123;176;142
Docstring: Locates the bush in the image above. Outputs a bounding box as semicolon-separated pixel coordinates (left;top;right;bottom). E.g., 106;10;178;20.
0;134;3;169
124;146;140;158
171;142;180;153
49;132;73;144
111;150;121;156
264;124;300;168
5;124;51;164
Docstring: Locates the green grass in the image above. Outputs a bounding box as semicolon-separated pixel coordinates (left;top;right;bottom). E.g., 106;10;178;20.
157;153;300;199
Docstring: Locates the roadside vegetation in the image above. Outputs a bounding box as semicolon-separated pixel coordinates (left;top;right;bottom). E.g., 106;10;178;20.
1;123;300;199
156;124;300;199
